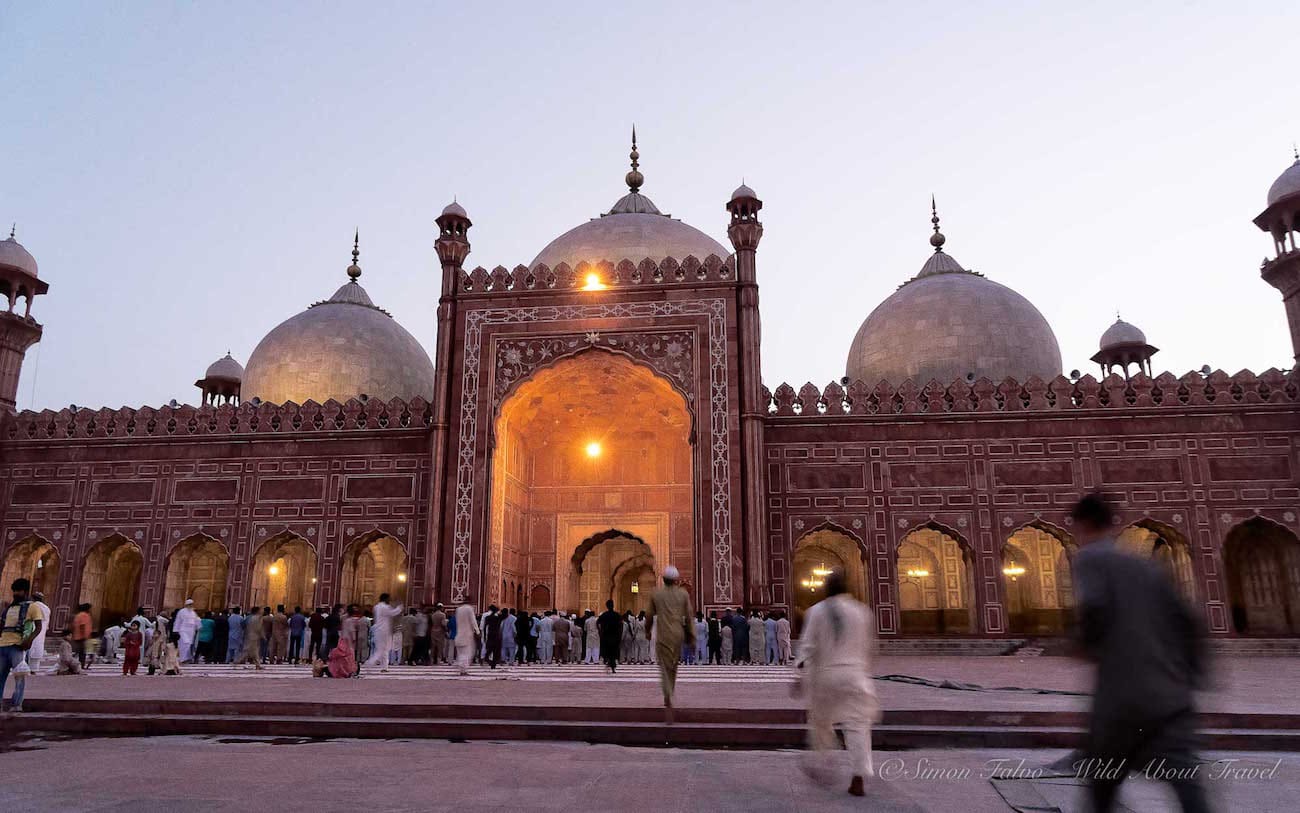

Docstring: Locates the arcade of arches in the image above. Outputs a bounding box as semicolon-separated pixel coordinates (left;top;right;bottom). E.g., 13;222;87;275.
1225;518;1300;635
78;535;143;629
896;527;975;634
340;533;408;607
791;528;867;631
0;536;60;599
249;534;317;611
163;535;229;611
488;353;694;613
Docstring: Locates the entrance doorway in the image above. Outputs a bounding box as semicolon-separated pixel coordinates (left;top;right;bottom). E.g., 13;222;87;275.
487;351;694;611
1225;518;1300;635
0;536;60;600
78;535;143;629
1002;524;1074;635
340;532;408;608
896;526;975;634
249;533;317;611
163;534;229;611
791;527;868;633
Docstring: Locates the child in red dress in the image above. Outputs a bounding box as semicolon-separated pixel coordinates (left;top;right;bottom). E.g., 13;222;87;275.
121;620;144;676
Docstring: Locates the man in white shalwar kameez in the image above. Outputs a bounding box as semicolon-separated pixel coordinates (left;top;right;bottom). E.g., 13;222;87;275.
26;592;51;674
793;570;880;797
364;594;403;672
173;600;201;663
454;599;480;675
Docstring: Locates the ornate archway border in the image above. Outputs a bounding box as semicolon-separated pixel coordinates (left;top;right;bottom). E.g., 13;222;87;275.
453;299;732;604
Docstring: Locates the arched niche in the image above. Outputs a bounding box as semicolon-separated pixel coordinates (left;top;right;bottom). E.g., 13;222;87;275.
791;526;868;633
1224;518;1300;636
249;533;318;612
79;534;143;629
163;534;229;612
572;530;656;613
1117;520;1197;604
0;535;61;600
340;531;408;608
895;525;975;634
1003;523;1075;635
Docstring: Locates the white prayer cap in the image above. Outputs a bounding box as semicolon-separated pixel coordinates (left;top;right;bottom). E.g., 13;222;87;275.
184;599;194;605
663;565;680;580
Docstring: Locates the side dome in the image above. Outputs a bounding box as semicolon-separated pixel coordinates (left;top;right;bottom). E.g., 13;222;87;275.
846;209;1062;386
205;352;244;382
1099;317;1146;350
1268;156;1300;206
530;133;728;269
0;233;38;277
242;240;434;405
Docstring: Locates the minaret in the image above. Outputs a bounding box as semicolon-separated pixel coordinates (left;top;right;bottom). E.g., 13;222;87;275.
431;200;471;602
727;183;768;605
1254;149;1300;364
0;228;50;411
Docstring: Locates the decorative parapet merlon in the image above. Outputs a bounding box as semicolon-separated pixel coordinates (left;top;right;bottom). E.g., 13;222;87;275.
458;255;735;295
5;397;434;442
763;369;1299;417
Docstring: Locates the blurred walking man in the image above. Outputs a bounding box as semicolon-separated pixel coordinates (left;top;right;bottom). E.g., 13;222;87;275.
795;570;879;797
1070;493;1209;813
646;565;695;722
453;597;480;676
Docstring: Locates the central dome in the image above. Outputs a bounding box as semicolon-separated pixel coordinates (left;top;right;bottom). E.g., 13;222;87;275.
530;133;728;269
846;211;1062;386
242;240;434;405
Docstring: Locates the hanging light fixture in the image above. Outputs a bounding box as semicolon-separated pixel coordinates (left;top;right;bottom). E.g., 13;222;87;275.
811;562;833;578
1002;564;1026;580
905;568;930;578
630;580;639;594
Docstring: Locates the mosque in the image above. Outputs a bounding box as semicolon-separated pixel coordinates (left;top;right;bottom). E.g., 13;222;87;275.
2;138;1299;640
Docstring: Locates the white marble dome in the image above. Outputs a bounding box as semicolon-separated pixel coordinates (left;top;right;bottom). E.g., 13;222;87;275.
1268;158;1300;206
243;253;434;405
846;238;1062;386
0;235;38;277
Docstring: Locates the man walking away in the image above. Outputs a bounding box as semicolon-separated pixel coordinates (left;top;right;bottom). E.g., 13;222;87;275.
730;608;749;664
288;607;307;664
765;611;779;665
307;607;326;662
707;611;723;665
269;605;290;664
453;597;480;676
646;566;695;722
551;611;570;664
233;607;265;670
483;606;504;669
538;610;555;664
583;610;599;664
1070;493;1209;813
597;601;623;673
748;610;766;667
795;570;879;797
225;607;245;663
500;608;517;665
429;603;448;665
364;594;402;672
1;578;44;712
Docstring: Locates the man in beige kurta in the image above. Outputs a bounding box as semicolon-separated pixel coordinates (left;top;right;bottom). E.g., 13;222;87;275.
645;565;695;719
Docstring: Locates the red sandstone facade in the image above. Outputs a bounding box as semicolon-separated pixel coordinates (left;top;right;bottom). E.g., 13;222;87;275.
3;192;1299;637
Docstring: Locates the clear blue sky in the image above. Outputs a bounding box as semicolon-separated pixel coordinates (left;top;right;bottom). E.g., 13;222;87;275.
3;2;1296;411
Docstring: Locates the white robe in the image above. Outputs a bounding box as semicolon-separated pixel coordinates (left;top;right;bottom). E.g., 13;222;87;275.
794;593;880;779
454;604;480;671
174;607;200;661
365;601;403;668
27;601;50;672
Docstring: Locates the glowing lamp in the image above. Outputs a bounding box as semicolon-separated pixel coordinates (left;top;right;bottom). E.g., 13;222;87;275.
811;562;833;577
585;441;602;458
582;273;606;291
268;565;280;576
311;577;318;584
905;568;930;578
630;580;639;594
397;573;407;583
1002;564;1026;580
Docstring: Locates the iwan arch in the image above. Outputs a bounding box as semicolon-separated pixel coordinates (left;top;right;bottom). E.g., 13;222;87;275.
2;139;1300;638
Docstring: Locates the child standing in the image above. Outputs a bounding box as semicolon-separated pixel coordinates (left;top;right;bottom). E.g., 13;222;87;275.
162;631;183;675
121;621;144;676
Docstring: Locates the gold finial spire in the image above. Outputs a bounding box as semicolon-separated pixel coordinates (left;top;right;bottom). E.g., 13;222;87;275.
625;125;644;193
929;195;946;252
347;229;362;281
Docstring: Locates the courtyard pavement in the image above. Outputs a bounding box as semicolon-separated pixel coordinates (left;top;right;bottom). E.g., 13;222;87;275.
13;655;1300;715
0;735;1295;812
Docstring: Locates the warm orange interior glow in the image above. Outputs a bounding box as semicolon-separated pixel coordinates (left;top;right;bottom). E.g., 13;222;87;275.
585;441;602;458
267;564;280;576
583;272;606;291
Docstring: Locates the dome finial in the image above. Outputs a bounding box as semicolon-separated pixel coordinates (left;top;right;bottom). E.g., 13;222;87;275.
1293;142;1298;162
8;223;14;240
625;125;644;193
347;229;362;281
929;195;946;252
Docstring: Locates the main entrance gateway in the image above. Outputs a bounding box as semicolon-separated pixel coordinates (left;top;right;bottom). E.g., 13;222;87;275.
486;351;694;612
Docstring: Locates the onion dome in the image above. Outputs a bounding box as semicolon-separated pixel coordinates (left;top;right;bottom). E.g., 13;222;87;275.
242;234;435;405
730;183;757;201
204;352;244;382
0;227;39;277
1098;317;1147;350
1268;150;1300;206
531;129;729;269
441;200;468;219
846;201;1063;386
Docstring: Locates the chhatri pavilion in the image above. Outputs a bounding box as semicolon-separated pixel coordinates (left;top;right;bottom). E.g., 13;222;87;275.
2;138;1299;640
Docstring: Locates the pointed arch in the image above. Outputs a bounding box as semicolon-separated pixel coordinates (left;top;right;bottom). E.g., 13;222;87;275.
163;533;229;612
0;533;61;600
249;531;317;612
339;529;409;608
895;523;975;634
1224;517;1300;635
1118;519;1197;603
791;525;870;633
1003;522;1075;635
78;534;144;629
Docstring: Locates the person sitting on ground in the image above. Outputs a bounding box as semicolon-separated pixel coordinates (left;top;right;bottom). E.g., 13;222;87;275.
55;639;82;675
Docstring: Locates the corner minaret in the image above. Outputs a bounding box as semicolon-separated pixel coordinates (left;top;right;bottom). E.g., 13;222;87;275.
0;228;50;411
1254;150;1300;364
431;200;471;602
727;183;768;604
